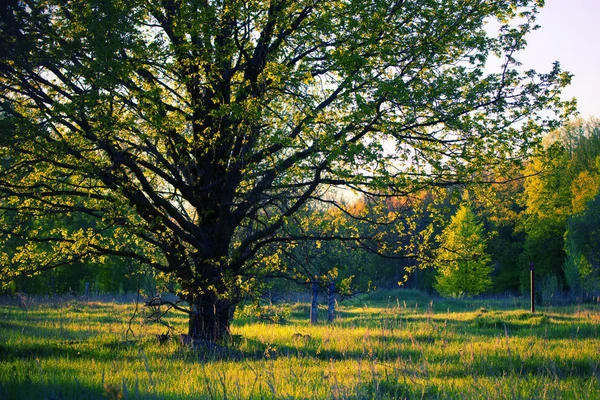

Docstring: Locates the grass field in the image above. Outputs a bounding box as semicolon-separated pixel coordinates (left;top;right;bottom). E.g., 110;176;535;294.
0;289;599;399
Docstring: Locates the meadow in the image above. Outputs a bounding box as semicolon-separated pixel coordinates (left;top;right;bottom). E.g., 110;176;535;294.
0;289;599;399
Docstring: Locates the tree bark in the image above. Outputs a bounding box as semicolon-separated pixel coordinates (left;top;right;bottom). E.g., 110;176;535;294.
327;281;335;323
310;280;318;325
188;293;233;342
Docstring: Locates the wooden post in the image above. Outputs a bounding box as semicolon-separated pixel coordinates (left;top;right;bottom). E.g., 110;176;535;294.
530;261;535;313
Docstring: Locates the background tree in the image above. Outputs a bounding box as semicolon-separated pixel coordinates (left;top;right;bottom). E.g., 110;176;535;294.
268;196;421;322
434;201;493;297
268;204;364;324
0;0;572;341
563;152;600;298
519;119;600;294
518;149;571;288
478;177;526;294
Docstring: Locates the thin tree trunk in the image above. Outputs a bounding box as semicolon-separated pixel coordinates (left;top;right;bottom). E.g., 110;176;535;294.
327;281;335;323
310;280;318;325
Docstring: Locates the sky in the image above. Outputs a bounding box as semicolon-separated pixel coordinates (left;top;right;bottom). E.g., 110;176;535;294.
517;1;600;119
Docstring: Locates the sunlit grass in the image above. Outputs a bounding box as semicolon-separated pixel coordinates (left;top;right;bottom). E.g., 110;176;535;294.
0;290;598;399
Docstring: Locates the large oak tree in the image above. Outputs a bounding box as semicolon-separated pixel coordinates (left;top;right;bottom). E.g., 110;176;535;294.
0;0;572;340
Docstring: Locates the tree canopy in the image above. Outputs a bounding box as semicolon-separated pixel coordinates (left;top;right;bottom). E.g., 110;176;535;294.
0;0;572;340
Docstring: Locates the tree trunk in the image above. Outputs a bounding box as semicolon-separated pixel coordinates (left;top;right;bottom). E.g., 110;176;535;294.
188;293;233;342
310;280;318;325
327;281;335;323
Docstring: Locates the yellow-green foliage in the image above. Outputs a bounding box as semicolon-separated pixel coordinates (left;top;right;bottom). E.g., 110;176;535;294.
0;291;598;399
434;202;493;297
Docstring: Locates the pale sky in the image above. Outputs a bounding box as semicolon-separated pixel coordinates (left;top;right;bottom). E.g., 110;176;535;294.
518;1;600;119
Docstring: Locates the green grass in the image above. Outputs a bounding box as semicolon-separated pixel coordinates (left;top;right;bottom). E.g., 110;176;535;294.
0;290;599;399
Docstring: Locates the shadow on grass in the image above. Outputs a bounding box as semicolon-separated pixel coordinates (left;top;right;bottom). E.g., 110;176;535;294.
0;319;110;341
0;376;180;400
0;380;105;400
167;334;426;364
0;333;142;363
